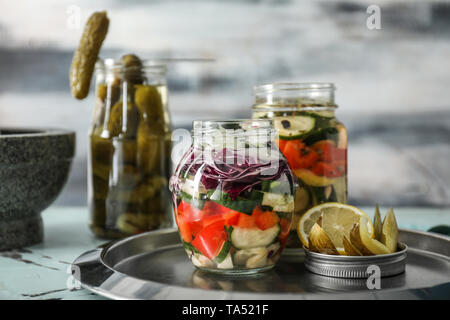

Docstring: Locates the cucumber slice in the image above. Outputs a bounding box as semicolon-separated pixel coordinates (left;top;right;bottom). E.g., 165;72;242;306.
214;241;231;264
183;241;201;254
310;185;337;205
261;192;294;213
293;168;336;187
274;116;315;140
260;180;293;194
231;225;280;249
179;177;207;209
305;110;335;118
181;176;206;197
207;189;262;215
216;253;234;269
179;191;206;209
302;127;339;146
294;187;310;213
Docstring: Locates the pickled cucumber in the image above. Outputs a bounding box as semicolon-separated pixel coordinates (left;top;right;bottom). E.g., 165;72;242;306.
137;122;167;175
135;85;165;122
97;83;121;106
88;53;172;239
107;100;140;137
70;11;109;99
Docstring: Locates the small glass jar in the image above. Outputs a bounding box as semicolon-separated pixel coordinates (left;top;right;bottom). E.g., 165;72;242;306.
169;119;296;274
252;83;348;248
88;58;173;239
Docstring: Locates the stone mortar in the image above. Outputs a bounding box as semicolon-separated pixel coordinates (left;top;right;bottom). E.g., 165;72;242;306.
0;128;75;251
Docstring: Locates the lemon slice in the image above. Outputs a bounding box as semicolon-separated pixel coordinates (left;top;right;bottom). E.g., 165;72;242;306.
297;202;373;250
293;169;337;187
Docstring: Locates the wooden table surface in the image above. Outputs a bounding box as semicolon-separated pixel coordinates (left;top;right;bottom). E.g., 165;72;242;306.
0;206;449;300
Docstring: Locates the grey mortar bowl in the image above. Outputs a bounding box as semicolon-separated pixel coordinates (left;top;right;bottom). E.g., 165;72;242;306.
0;128;75;251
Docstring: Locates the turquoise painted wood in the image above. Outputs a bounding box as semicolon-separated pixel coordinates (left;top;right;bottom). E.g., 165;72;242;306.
0;206;449;300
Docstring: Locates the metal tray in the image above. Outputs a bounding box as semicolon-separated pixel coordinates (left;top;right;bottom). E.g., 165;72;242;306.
71;228;450;300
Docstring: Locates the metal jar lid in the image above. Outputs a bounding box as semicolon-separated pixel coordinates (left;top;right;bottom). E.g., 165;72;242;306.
304;243;408;279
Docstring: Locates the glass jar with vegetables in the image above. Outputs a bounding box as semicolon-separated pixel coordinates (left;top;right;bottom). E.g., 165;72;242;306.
88;55;173;239
252;83;348;248
169;120;296;274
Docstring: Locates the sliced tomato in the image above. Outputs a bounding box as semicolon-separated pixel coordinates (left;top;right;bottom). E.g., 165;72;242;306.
201;201;228;216
276;138;288;153
234;213;256;228
255;210;280;230
311;140;336;162
191;220;227;260
177;201;203;223
334;148;347;161
283;140;319;169
279;218;291;239
177;218;194;242
202;212;226;227
202;201;241;226
223;210;240;226
335;160;347;176
311;162;341;177
252;206;265;217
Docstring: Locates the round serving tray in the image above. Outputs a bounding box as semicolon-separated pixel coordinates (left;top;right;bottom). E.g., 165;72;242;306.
71;228;450;300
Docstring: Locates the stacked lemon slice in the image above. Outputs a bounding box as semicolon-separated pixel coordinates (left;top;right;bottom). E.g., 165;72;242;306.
297;203;399;256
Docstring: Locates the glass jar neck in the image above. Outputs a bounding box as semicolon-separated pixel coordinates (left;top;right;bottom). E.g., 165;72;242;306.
95;58;167;85
253;82;337;111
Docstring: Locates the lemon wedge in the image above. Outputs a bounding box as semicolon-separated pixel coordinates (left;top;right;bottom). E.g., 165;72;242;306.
349;217;390;255
373;204;382;241
380;207;399;253
297;202;373;251
343;235;362;256
308;222;339;255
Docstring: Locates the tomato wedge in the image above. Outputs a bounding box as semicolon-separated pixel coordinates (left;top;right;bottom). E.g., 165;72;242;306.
234;213;256;228
279;218;291;238
311;140;335;162
191;220;227;260
177;201;203;223
255;210;280;230
334;148;347;161
283;140;319;169
276;138;288;153
311;162;343;177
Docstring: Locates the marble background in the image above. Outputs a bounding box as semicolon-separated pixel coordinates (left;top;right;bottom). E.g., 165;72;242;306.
0;0;449;207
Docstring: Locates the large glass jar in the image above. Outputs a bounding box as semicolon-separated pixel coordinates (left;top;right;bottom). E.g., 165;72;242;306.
252;83;348;248
169;120;296;274
88;58;173;239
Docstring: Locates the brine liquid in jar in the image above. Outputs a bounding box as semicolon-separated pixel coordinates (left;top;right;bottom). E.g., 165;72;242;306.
169;120;296;274
252;83;348;248
88;56;173;239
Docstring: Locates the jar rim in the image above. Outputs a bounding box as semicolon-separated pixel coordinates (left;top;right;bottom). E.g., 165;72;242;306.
253;82;335;94
193;119;274;130
95;58;167;74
